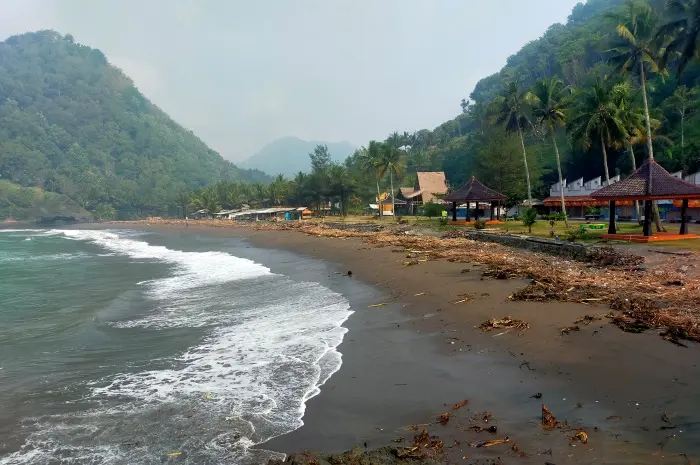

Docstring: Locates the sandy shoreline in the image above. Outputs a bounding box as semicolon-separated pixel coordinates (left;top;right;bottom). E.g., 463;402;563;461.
99;221;700;463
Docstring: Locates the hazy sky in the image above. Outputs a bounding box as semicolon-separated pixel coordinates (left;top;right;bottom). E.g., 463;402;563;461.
1;0;582;161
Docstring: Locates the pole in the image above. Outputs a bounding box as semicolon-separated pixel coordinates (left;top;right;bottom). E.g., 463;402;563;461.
643;200;653;237
608;201;616;235
452;202;457;222
680;199;689;235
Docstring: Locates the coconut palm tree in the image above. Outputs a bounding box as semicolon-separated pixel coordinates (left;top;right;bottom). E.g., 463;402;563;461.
569;77;628;183
491;81;534;204
531;76;570;227
658;0;700;76
381;143;404;216
327;163;354;216
360;141;387;219
663;85;697;158
268;174;288;206
607;0;666;231
291;171;309;207
607;0;665;163
612;80;645;219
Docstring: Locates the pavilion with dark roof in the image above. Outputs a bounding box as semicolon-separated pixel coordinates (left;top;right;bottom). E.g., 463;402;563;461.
443;176;506;223
591;159;700;241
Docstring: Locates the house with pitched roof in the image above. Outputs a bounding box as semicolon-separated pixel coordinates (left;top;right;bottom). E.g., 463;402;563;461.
398;172;448;214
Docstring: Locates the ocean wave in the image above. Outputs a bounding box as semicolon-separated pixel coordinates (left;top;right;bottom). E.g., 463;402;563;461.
1;229;354;464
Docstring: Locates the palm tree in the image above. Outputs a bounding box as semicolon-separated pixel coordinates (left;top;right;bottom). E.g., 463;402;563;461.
658;0;700;77
531;76;570;227
663;85;697;158
491;81;534;204
328;164;354;216
607;0;665;163
612;80;645;219
291;171;308;207
381;143;404;216
608;0;666;231
360;141;387;219
176;190;191;219
569;77;628;183
251;183;269;207
191;188;220;216
268;174;288;206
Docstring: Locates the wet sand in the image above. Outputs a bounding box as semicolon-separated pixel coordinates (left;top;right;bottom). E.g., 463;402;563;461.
110;223;700;464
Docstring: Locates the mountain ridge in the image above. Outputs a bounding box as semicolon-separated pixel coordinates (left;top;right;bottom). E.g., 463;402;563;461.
0;30;268;219
239;136;356;177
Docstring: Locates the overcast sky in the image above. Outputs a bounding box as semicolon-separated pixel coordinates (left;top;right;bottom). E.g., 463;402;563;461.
1;0;582;162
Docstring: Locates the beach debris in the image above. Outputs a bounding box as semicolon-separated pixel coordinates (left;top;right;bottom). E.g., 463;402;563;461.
453;297;472;304
437;413;451;425
664;280;684;286
395;429;444;460
606;415;621;421
347;270;352;276
468;425;498;433
452;399;469;410
574;314;603;325
660;328;690;347
391;437;404;443
478;317;529;332
662;412;673;424
205;392;212;400
560;325;580;336
167;451;183;457
402;423;433;431
368;302;388;308
414;292;426;296
481;412;493;423
475;437;510;448
569;429;589;444
519;361;535;371
403;259;419;266
530;392;542;399
610;315;651;334
541;405;558;429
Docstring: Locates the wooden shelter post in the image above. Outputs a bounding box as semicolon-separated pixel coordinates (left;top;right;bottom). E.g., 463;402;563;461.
466;202;470;221
452;202;457;222
608;201;616;235
643;200;653;237
490;202;495;220
497;201;501;220
680;199;689;235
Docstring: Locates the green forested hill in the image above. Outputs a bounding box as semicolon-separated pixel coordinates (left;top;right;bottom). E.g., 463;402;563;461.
0;30;268;219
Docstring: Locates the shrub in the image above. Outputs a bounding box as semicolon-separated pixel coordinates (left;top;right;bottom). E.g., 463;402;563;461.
424;202;446;218
438;217;448;226
474;219;487;230
565;227;587;242
522;207;537;233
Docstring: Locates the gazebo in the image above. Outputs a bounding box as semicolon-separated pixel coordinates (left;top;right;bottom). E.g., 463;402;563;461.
590;159;700;242
443;176;507;223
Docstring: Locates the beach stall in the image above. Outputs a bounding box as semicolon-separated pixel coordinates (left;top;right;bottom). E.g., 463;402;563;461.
443;177;506;224
591;159;700;241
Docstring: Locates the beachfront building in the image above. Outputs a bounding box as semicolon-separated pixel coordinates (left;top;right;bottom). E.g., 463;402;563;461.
443;177;506;223
591;159;700;241
398;172;449;214
543;175;623;219
228;207;310;221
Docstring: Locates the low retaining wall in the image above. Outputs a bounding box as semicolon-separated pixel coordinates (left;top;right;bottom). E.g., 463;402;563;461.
462;231;634;264
323;222;383;232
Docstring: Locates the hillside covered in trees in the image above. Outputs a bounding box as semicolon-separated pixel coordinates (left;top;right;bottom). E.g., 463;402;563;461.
189;0;700;218
0;30;268;220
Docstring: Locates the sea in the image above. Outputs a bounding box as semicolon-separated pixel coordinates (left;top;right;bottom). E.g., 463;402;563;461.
0;228;353;464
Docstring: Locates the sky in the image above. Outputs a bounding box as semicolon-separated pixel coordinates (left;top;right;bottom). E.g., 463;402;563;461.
0;0;582;162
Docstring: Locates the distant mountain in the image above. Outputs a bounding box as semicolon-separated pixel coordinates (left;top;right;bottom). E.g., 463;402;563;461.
0;30;269;220
240;137;356;177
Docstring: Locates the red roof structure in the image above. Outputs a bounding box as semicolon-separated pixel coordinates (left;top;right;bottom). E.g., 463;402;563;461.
444;177;506;202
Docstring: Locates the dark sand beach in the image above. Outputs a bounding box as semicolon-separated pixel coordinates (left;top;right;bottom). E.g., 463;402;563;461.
106;222;700;464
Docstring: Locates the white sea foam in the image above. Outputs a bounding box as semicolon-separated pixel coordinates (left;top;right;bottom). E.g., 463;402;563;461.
1;229;353;464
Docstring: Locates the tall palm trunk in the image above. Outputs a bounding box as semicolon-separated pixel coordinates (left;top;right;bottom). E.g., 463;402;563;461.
518;126;533;205
600;132;611;183
390;168;395;217
549;123;569;227
376;174;382;220
627;142;641;220
640;64;664;232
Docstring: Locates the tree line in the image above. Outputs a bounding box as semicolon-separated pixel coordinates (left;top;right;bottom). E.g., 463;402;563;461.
191;0;700;223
